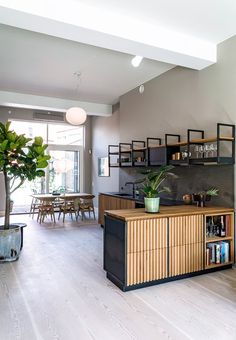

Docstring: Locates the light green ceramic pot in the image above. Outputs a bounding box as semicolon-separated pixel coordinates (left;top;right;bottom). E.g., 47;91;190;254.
144;197;160;213
0;225;22;262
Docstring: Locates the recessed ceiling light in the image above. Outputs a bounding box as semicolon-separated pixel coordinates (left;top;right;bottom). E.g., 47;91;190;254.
131;56;143;67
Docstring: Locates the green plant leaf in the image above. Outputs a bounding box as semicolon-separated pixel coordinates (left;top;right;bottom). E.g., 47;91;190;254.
34;136;43;146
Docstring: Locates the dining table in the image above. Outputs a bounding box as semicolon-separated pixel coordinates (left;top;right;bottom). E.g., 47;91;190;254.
31;193;95;222
32;193;94;201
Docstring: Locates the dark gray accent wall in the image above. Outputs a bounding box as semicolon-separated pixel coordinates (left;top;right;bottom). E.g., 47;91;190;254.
120;165;234;208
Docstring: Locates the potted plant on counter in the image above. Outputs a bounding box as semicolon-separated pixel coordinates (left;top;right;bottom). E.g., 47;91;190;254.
138;165;176;213
0;121;50;262
192;188;219;207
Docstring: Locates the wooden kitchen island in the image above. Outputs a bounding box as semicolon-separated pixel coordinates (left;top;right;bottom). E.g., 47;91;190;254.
104;206;234;291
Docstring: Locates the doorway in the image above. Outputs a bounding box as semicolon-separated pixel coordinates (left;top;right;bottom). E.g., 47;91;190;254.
47;146;83;194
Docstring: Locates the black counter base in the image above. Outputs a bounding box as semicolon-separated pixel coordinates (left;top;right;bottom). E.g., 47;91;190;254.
106;264;233;292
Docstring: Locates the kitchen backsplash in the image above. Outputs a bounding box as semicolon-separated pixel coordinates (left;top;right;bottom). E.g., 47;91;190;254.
119;165;234;207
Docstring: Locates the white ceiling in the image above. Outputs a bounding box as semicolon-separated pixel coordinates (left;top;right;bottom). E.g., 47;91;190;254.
79;0;236;43
0;24;174;105
0;0;236;114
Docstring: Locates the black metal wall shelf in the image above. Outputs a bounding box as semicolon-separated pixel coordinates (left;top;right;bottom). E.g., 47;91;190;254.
108;123;235;168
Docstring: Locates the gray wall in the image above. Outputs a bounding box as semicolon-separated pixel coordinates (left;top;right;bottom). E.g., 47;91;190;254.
119;36;236;141
91;108;120;207
117;35;236;207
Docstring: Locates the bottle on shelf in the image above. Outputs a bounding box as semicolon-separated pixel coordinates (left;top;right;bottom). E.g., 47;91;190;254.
214;216;220;237
208;217;214;237
220;215;226;237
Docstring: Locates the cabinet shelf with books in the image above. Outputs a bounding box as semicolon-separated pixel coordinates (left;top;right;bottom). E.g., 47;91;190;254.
204;213;234;269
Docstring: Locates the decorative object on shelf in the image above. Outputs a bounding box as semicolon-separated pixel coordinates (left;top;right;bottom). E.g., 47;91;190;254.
193;188;219;207
183;194;192;205
65;107;87;125
181;150;191;160
137;165;177;213
0;121;50;262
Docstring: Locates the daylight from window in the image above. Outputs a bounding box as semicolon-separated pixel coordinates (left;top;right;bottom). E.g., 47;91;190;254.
10;120;84;213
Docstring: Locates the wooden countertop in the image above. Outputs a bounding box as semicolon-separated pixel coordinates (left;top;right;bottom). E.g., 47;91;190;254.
105;205;234;221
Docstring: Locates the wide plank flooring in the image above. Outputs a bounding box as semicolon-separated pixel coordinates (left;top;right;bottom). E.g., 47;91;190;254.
0;215;236;340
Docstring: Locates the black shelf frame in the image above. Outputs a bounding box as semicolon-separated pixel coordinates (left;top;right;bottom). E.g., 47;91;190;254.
147;137;162;166
108;144;119;167
131;140;146;167
119;142;132;167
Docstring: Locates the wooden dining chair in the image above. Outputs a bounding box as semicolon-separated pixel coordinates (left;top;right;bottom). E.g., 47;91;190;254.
37;197;56;223
58;197;77;222
77;195;96;220
29;190;40;219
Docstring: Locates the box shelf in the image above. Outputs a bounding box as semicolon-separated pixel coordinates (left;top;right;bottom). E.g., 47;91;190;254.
204;212;234;268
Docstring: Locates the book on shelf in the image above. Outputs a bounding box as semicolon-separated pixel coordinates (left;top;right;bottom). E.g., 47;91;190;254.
206;241;230;265
215;244;221;264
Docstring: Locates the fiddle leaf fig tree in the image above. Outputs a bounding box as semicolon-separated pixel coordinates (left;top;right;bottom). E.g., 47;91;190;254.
0;121;50;229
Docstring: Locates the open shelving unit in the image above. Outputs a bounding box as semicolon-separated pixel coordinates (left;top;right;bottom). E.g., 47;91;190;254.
204;212;234;269
108;122;235;169
168;123;235;166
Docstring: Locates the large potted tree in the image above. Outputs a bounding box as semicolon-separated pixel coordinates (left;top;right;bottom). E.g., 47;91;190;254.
0;121;50;262
138;165;176;213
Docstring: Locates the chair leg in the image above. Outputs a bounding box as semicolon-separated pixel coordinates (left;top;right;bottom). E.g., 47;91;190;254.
31;206;35;219
52;211;55;223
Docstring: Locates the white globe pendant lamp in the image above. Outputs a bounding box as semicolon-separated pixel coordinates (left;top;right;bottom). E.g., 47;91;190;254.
65;107;87;125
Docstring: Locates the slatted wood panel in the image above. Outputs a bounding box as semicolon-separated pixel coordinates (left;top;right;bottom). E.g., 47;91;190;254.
98;194;135;225
169;215;204;277
127;218;168;286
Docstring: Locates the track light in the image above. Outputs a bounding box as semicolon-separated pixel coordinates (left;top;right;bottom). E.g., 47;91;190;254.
131;56;143;67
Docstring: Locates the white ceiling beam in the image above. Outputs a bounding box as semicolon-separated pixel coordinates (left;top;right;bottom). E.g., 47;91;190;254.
0;91;112;116
0;1;216;70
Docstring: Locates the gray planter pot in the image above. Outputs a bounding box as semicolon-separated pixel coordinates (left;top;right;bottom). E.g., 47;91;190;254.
144;197;160;213
0;224;26;262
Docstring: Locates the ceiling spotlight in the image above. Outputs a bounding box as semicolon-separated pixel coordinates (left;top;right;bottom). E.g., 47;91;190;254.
131;56;143;67
139;85;145;94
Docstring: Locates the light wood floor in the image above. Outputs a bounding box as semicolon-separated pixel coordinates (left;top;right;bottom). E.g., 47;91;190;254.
0;214;236;340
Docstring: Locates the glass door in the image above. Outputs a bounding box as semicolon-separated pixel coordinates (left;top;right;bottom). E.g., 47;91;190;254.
47;145;83;193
